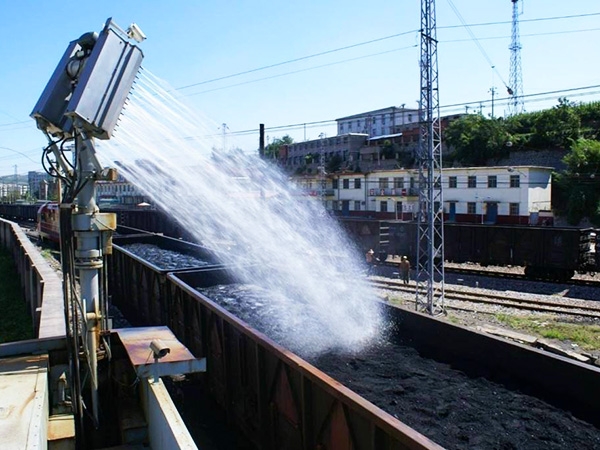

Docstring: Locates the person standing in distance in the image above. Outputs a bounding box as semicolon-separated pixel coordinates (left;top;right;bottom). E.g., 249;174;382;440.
399;255;410;284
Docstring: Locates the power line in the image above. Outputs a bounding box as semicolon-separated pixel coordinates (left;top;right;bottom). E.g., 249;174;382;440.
185;44;417;97
176;29;419;91
184;25;600;99
172;11;600;93
443;27;600;43
445;0;508;91
438;11;600;29
223;84;600;138
440;83;600;111
0;120;30;127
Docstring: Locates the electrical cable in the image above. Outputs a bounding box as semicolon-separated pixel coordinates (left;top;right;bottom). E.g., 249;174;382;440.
445;0;509;91
176;29;419;91
443;27;600;44
172;11;600;92
185;44;418;97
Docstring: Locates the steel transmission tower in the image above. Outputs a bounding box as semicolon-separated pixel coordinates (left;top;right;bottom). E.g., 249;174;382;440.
508;0;524;115
416;0;445;315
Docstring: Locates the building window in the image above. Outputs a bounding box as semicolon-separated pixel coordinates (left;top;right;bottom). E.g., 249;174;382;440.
332;179;339;189
332;201;338;211
396;201;403;213
448;176;457;188
394;177;404;189
468;176;477;188
467;202;476;214
488;175;497;188
354;178;361;189
410;177;415;188
510;174;520;188
379;178;389;189
381;201;388;212
342;178;349;189
510;203;520;216
354;201;361;211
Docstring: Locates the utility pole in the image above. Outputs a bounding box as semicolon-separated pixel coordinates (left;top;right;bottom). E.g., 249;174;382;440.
508;0;524;115
489;86;497;119
13;164;18;203
416;0;445;315
259;124;265;158
221;122;229;152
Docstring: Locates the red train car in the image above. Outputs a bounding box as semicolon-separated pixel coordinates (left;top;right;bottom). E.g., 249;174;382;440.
37;202;60;243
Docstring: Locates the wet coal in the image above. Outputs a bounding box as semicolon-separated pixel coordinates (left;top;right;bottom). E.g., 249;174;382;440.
198;283;600;450
121;243;211;270
198;283;343;356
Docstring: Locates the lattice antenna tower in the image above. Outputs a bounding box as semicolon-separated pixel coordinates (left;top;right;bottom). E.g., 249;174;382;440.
508;0;524;115
416;0;445;315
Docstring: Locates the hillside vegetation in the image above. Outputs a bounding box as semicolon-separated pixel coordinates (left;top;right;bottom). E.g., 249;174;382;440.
445;99;600;225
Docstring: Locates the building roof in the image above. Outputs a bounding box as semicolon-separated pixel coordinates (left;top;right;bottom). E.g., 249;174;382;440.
365;165;555;175
336;106;419;121
367;132;403;141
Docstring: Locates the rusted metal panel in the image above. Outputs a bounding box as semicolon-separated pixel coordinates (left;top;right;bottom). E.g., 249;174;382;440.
106;246;442;449
164;270;440;450
113;326;206;379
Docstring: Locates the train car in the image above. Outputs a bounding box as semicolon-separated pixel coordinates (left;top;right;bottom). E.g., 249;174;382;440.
442;223;597;281
377;220;598;282
105;245;600;448
27;202;600;282
37;201;60;243
0;202;40;222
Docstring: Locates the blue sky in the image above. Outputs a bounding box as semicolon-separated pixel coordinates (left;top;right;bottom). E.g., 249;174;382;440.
1;0;599;176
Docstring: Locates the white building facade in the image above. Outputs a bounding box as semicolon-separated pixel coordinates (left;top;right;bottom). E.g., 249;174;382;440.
291;166;552;225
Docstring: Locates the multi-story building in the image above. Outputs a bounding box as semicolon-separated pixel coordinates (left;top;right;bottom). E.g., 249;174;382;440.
278;108;465;174
96;176;148;207
291;166;552;225
336;106;420;137
280;133;368;174
0;183;28;202
28;171;53;199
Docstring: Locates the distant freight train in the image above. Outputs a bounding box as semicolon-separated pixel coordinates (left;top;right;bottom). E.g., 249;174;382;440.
0;203;597;282
340;219;598;282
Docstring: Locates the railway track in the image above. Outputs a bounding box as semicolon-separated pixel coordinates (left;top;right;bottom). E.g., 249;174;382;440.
370;277;600;319
445;265;600;288
380;260;600;287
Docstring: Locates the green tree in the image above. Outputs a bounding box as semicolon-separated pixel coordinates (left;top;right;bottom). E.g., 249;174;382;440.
530;98;581;149
577;101;600;140
326;154;342;173
444;114;512;165
554;139;600;225
381;140;396;159
264;135;294;159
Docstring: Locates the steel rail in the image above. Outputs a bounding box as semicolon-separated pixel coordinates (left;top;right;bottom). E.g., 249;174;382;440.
371;278;600;318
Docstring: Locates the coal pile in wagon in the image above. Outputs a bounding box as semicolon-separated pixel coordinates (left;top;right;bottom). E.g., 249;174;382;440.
121;243;212;270
198;283;600;450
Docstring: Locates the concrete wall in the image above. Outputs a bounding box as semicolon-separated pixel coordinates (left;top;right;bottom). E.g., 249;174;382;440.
141;379;197;450
0;218;64;339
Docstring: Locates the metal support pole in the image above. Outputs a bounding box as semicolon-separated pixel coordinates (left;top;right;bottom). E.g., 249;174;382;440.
72;133;104;425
